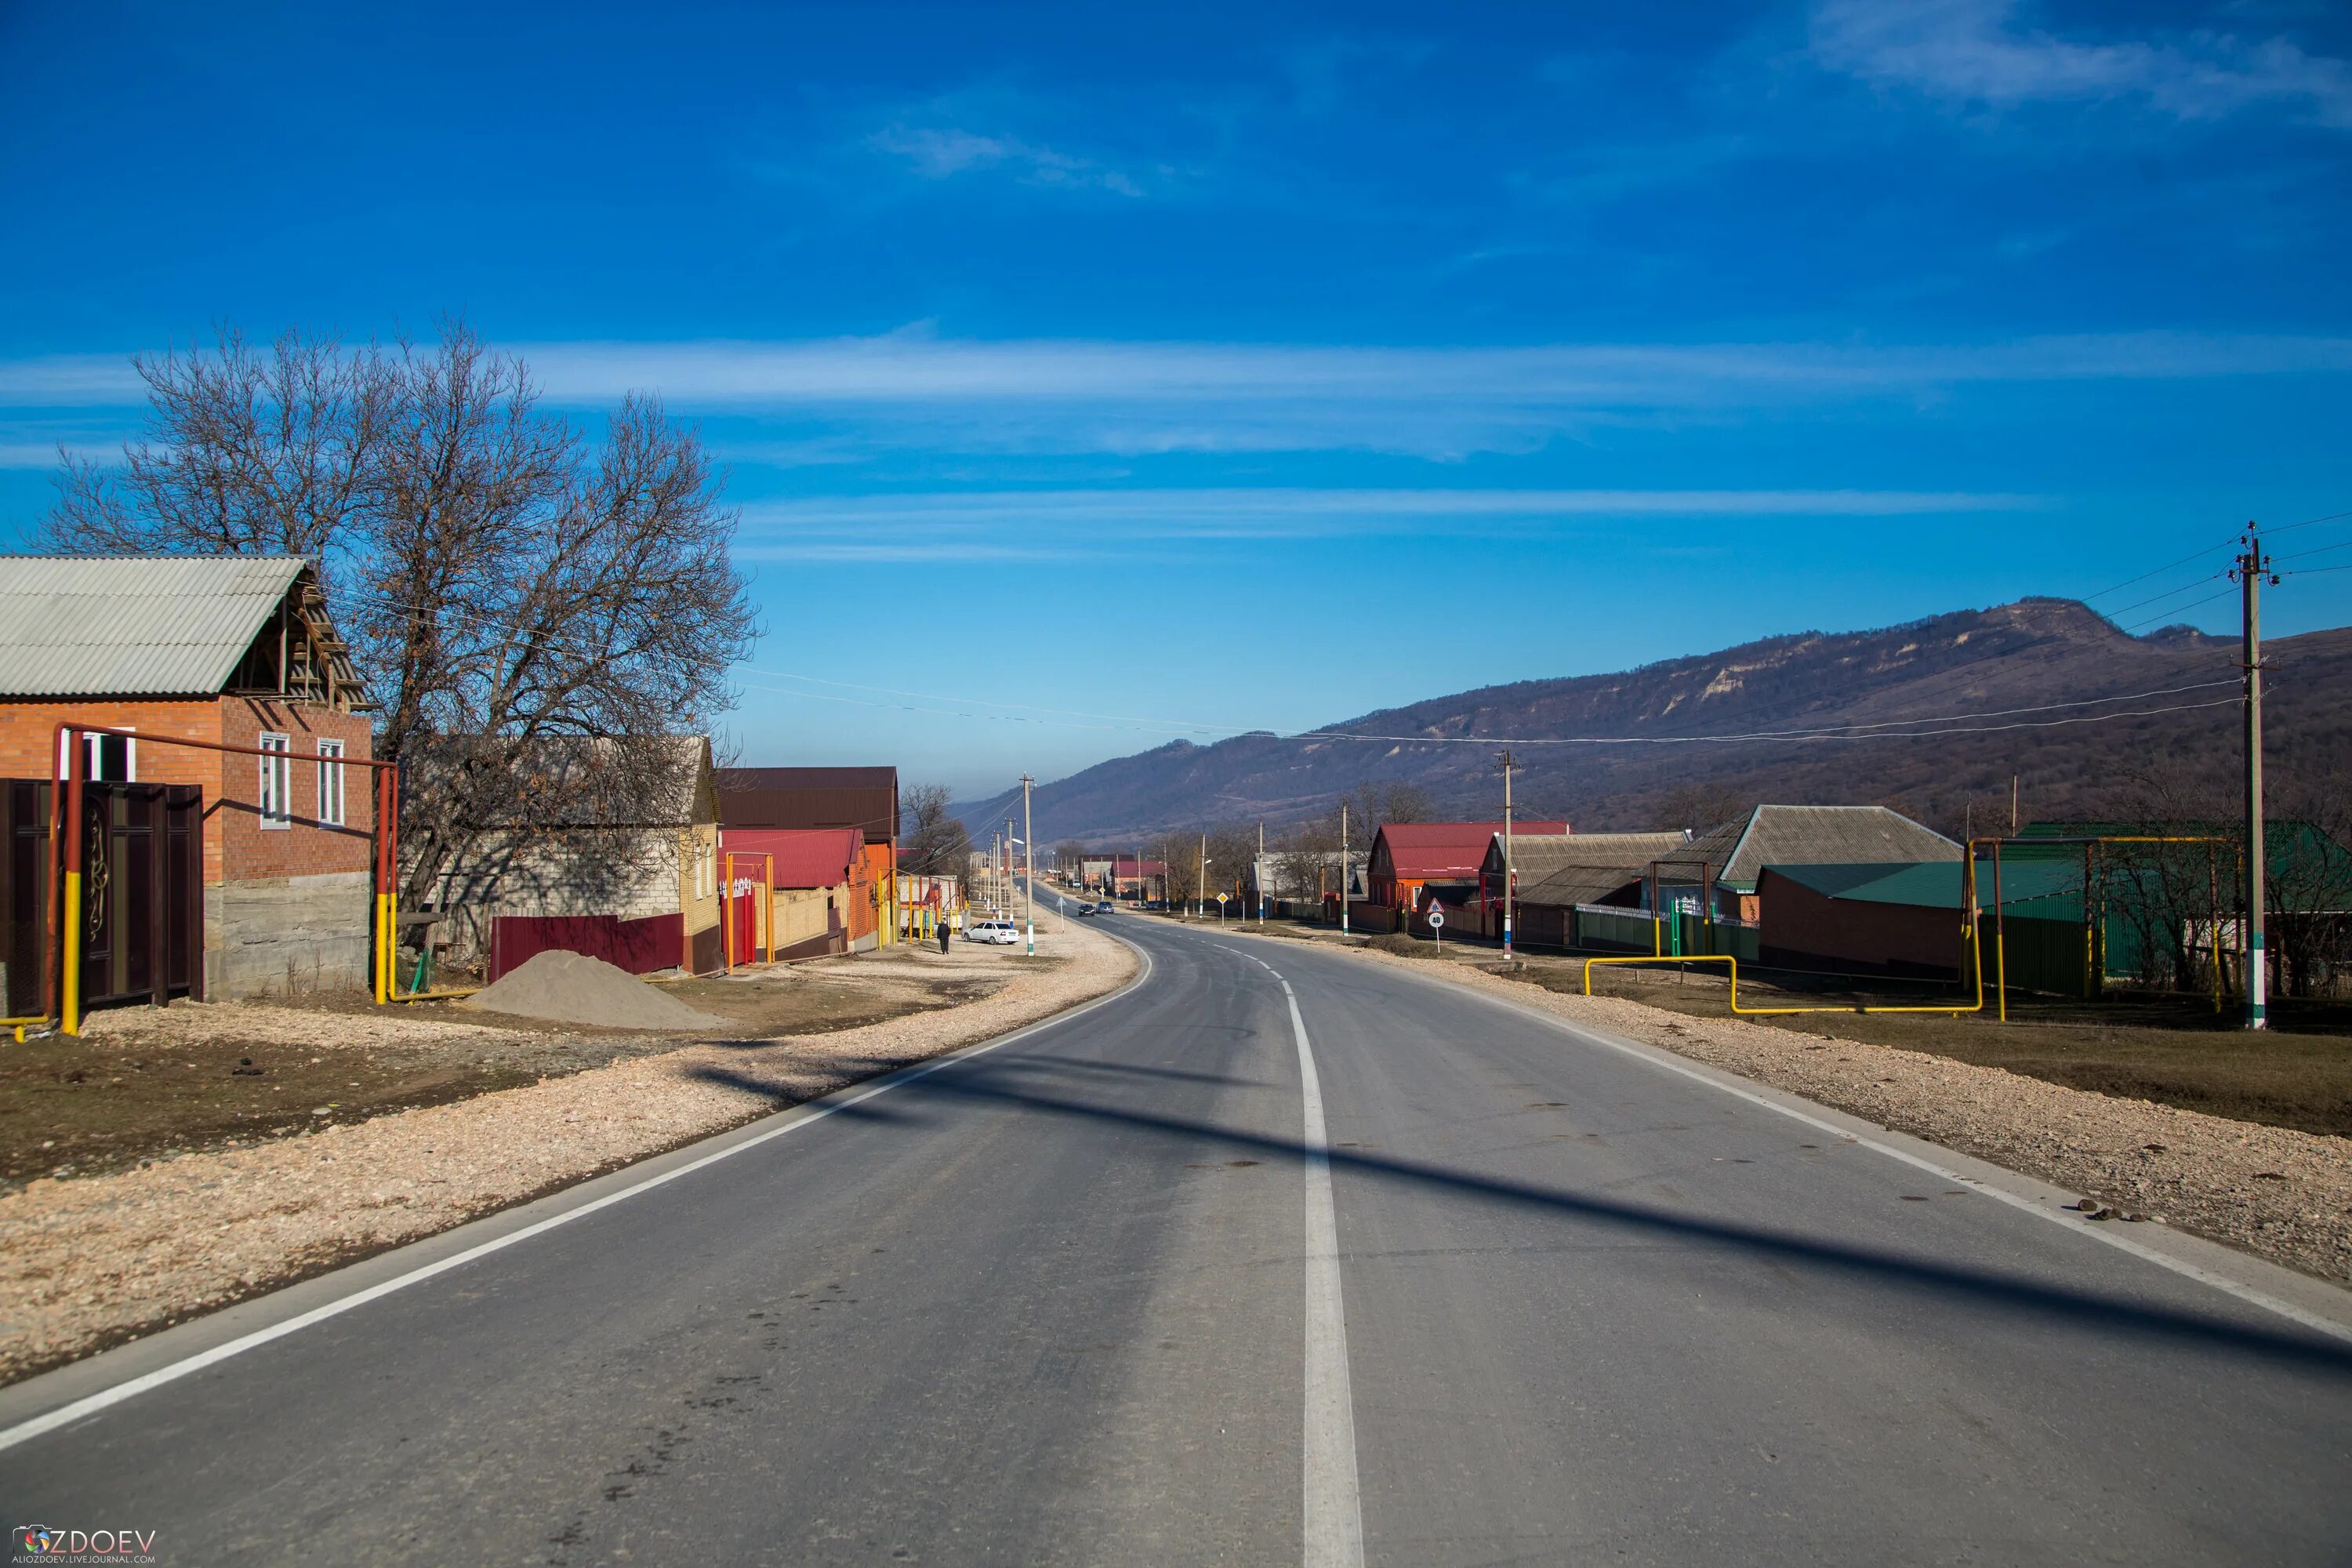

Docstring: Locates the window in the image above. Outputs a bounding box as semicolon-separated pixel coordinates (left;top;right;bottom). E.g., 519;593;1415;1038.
63;730;136;782
317;738;346;826
258;733;292;828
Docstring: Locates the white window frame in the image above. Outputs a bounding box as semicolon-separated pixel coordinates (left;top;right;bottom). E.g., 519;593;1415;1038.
63;729;136;782
317;738;346;827
258;732;292;829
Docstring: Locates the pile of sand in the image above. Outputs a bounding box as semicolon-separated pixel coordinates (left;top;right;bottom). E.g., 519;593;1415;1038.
463;950;736;1032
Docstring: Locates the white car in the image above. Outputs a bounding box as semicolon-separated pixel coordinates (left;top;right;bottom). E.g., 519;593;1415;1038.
966;919;1020;946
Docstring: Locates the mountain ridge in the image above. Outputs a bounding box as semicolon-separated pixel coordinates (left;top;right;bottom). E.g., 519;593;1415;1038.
956;598;2349;845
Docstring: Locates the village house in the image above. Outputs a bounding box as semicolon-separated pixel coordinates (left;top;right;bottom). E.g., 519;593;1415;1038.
1366;820;1569;913
426;735;724;981
1479;829;1691;944
717;766;898;948
1654;804;1962;921
717;825;877;957
0;554;376;1011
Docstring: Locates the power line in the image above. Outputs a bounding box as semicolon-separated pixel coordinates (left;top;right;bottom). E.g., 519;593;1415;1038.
2120;588;2235;633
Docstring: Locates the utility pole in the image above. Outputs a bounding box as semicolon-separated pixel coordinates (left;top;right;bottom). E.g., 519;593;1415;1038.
1257;820;1265;926
1497;749;1517;962
2010;774;2019;834
1197;833;1207;921
2235;524;2276;1030
1004;819;1014;924
1021;776;1035;957
1340;804;1350;937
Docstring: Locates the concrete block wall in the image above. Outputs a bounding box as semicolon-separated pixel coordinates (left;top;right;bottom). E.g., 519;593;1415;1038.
205;870;372;999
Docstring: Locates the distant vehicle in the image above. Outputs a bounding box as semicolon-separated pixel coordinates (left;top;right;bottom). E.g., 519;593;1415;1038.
1094;901;1115;913
967;919;1020;945
1073;903;1097;916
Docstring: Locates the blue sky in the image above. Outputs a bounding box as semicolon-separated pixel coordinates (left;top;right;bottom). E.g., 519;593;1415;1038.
2;0;2348;795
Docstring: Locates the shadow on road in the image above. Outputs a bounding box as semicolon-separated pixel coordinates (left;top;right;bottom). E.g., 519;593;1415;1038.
686;1054;2352;1378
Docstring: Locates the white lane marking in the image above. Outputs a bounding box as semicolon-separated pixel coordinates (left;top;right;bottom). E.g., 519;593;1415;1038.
0;945;1157;1456
1272;962;1367;1568
1354;955;2352;1348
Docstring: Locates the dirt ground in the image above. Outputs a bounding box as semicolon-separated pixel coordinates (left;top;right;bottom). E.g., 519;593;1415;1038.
0;940;1046;1192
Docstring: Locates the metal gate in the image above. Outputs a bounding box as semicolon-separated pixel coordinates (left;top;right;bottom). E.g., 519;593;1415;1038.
0;780;203;1016
77;782;205;1009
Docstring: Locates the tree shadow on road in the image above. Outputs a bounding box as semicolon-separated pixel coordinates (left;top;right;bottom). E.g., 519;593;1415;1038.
685;1057;2352;1378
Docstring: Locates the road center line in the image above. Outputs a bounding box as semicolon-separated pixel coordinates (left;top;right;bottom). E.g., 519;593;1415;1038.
1264;957;1367;1568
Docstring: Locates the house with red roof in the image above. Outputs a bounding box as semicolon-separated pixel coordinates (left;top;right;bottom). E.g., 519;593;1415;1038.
1367;820;1569;913
719;825;876;957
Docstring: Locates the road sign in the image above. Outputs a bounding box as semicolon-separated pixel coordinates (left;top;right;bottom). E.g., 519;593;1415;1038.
1216;893;1228;904
1425;908;1444;929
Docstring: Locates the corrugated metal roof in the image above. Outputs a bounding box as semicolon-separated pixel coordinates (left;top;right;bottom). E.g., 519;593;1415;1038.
1659;805;1960;891
720;827;866;888
716;766;898;843
1763;858;2082;910
1377;821;1569;879
1489;830;1690;877
0;554;307;698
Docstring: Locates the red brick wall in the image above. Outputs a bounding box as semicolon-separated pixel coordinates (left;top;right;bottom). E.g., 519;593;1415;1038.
0;696;372;885
217;698;375;880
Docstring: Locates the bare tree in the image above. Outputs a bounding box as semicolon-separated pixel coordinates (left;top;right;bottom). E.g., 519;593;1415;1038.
45;328;397;557
1206;825;1259;911
901;784;975;875
1653;782;1747;837
2266;771;2352;997
1160;833;1203;911
45;321;757;914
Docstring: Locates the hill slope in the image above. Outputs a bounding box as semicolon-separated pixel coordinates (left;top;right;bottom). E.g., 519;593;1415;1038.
960;598;2352;844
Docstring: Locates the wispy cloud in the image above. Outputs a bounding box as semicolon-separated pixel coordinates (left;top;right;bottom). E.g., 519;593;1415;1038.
9;330;2347;461
867;125;1154;196
1813;0;2352;127
735;486;2045;561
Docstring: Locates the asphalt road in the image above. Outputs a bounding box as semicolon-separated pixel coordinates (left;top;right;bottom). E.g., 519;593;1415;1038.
8;906;2352;1565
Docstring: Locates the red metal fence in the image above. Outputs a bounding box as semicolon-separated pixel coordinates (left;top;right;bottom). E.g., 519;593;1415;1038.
487;912;684;982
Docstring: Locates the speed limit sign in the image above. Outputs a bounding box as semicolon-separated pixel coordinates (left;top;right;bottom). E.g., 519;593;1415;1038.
1425;907;1444;929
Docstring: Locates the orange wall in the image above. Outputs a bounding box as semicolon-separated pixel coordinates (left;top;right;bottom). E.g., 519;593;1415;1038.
0;696;373;885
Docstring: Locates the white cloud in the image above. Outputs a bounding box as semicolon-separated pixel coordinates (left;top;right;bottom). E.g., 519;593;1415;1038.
8;329;2347;459
868;125;1149;196
736;487;2044;557
1813;0;2352;127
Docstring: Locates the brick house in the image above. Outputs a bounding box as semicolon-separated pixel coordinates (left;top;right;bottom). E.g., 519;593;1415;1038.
416;736;724;979
0;555;376;1005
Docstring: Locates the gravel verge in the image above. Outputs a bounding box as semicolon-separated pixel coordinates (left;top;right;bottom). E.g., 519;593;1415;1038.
1271;936;2352;1289
0;921;1135;1385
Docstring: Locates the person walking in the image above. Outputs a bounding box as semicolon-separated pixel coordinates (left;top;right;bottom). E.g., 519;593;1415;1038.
937;919;951;956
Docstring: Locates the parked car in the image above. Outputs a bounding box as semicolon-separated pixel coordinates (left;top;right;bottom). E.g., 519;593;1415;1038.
967;919;1020;945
